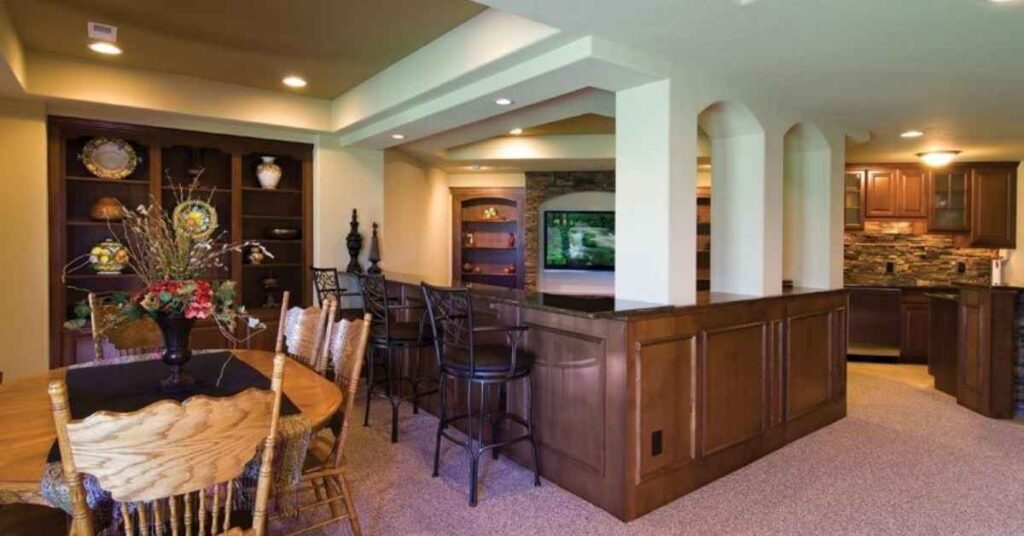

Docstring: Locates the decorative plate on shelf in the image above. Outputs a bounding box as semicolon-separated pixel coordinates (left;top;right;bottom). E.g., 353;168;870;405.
80;137;138;180
173;199;218;239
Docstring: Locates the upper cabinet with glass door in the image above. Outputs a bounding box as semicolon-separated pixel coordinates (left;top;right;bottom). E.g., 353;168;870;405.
844;170;865;230
927;168;969;232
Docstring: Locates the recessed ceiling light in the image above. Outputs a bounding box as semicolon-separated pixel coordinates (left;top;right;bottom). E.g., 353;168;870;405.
88;42;122;55
901;130;925;138
391;134;406;140
282;76;307;88
917;150;961;168
509;128;523;135
494;98;514;106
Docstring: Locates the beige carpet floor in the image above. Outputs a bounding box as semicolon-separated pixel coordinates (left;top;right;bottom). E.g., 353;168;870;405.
284;363;1024;536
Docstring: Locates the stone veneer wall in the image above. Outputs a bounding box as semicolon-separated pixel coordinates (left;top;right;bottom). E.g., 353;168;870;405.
524;171;615;291
844;221;998;285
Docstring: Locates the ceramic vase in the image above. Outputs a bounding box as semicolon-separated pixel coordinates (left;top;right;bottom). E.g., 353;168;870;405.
248;246;265;265
155;314;196;392
256;156;282;190
89;237;129;274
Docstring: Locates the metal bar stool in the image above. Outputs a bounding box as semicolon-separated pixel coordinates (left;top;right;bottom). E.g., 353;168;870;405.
311;267;347;307
420;282;541;507
359;274;438;443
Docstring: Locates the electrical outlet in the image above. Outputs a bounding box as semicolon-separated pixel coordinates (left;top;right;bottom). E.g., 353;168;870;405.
885;261;895;274
957;262;966;274
652;430;663;456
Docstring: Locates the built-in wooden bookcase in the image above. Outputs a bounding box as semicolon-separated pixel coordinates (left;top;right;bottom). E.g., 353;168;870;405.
451;187;525;289
697;186;711;296
48;116;313;368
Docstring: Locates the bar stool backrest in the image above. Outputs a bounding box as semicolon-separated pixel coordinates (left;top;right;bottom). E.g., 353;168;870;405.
310;267;343;307
420;283;476;374
358;274;392;342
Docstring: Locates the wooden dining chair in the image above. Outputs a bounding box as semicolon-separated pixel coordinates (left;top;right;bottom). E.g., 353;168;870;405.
48;354;286;536
88;292;163;362
280;313;370;536
274;291;333;374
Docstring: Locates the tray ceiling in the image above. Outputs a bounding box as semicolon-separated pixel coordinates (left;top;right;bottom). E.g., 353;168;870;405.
7;0;486;98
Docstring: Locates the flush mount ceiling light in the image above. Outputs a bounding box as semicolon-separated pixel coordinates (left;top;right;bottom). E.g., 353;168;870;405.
282;76;307;88
509;128;523;135
88;42;122;55
900;130;925;138
917;150;961;167
494;97;514;106
390;133;406;140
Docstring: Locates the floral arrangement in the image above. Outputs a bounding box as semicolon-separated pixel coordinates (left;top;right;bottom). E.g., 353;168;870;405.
65;172;271;340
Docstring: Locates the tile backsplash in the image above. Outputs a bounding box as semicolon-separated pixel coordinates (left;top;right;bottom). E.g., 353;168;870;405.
845;221;998;285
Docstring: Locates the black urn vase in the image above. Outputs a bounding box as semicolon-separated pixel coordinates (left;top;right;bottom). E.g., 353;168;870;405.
154;314;197;392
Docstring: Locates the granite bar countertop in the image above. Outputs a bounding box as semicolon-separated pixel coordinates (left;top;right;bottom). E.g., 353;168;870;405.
384;271;844;320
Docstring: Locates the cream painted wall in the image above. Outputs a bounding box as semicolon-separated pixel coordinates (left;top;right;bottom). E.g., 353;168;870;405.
0;99;48;380
382;154;528;285
381;152;451;284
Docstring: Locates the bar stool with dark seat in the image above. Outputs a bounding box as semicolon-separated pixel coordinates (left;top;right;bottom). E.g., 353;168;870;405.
311;266;347;307
420;282;541;507
359;273;438;443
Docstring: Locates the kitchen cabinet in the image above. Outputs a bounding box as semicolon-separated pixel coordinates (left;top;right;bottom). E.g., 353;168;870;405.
847;287;938;363
969;165;1017;248
861;167;927;218
847;287;901;356
899;291;929;363
897;167;928;218
844;171;865;230
928;168;970;232
865;169;899;217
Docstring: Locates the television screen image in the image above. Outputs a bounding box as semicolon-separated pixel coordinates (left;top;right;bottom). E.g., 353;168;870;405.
544;210;615;271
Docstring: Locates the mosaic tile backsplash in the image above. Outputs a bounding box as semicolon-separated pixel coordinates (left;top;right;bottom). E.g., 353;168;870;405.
845;221;999;286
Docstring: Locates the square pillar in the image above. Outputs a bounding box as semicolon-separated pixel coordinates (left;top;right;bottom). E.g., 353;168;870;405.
615;79;696;305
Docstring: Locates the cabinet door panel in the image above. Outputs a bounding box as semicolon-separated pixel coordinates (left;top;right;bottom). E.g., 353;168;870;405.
897;168;927;218
844;171;865;230
865;169;898;217
900;303;929;363
970;167;1016;248
928;169;970;232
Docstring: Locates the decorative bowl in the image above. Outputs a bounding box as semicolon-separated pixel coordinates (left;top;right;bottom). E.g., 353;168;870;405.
89;238;129;274
267;228;299;240
89;197;125;221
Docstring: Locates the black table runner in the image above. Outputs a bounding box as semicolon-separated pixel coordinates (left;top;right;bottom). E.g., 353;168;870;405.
47;352;299;462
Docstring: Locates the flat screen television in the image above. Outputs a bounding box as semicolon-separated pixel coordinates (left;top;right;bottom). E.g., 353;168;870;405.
543;210;615;271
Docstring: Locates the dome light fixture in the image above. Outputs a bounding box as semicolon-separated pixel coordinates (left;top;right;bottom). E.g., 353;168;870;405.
88;42;122;55
900;130;924;138
282;76;307;88
391;133;406;140
917;150;961;167
494;97;514;106
509;128;523;135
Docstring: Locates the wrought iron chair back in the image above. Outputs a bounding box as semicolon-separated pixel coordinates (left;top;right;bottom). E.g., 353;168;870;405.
357;274;392;343
420;283;476;375
310;267;344;307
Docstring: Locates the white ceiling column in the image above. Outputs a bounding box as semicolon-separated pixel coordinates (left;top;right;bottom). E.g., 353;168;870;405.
783;123;840;290
615;79;696;305
700;101;782;296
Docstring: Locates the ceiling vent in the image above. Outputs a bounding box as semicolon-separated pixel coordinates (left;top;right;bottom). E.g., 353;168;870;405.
87;22;118;43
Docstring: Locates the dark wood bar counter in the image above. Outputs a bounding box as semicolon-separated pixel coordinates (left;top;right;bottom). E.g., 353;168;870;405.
386;273;848;520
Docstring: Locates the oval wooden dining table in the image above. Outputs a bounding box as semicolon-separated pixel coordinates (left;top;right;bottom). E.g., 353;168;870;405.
0;350;342;505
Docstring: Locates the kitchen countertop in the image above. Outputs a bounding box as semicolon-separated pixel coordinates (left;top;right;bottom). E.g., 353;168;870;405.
385;271;844;320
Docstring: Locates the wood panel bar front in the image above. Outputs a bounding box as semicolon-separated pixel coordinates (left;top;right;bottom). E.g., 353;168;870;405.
389;276;847;520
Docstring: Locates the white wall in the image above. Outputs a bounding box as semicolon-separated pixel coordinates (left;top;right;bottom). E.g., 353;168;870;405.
381;153;451;284
538;191;615;294
783;123;833;289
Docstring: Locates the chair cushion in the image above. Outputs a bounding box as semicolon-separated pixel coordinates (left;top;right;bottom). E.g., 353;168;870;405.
442;344;533;377
373;321;432;344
